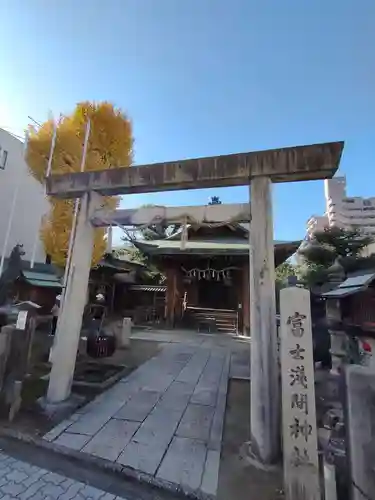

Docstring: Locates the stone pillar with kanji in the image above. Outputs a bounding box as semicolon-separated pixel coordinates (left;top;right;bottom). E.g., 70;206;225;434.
280;286;320;500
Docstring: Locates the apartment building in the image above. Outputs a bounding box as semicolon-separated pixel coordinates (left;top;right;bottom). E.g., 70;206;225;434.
306;176;375;240
0;128;49;263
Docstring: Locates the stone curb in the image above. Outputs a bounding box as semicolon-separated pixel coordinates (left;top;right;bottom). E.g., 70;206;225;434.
0;427;216;500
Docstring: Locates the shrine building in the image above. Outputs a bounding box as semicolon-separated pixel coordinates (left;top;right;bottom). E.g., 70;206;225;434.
135;222;299;335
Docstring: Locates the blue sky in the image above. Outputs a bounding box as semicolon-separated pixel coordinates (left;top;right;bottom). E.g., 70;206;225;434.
1;0;374;244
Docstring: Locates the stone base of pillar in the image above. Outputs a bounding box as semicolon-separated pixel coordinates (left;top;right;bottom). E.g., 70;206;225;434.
37;393;85;421
240;441;281;471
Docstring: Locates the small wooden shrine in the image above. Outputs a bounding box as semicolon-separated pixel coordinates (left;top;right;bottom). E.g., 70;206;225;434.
136;223;300;334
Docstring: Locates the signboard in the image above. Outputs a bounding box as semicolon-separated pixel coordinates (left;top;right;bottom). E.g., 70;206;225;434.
280;287;320;500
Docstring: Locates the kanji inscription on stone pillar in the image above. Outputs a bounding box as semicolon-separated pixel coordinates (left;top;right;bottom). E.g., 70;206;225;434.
280;287;320;500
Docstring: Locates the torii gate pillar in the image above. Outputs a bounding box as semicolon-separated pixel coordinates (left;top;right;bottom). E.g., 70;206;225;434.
47;192;102;403
249;176;279;464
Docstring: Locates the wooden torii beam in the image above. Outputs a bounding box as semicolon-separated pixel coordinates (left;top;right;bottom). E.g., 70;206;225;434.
46;141;344;198
91;203;251;227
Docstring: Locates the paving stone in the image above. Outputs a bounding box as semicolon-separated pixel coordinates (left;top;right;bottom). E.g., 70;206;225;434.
209;356;230;451
66;409;117;436
0;466;11;478
82;419;140;461
116;405;183;475
67;387;135;436
6;469;29;483
190;386;218;406
28;492;49;500
80;484;107;499
1;480;27;495
101;494;115;500
176;351;210;385
208;403;226;451
176;404;215;442
156;437;207;491
158;381;195;411
18;479;46;500
140;404;185;440
60;478;76;489
114;390;161;422
53;433;91;451
21;469;48;488
43;471;66;484
0;477;10;488
59;482;85;500
200;449;221;496
40;483;65;497
117;438;170;476
11;461;41;475
43;419;75;442
138;374;175;393
230;350;250;380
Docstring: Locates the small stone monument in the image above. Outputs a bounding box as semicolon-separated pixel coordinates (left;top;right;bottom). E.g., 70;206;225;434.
0;301;39;421
118;317;131;348
280;286;320;500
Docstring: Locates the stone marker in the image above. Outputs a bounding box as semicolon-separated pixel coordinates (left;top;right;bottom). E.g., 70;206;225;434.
0;326;12;390
323;459;337;500
344;365;375;500
280;287;320;500
119;318;131;348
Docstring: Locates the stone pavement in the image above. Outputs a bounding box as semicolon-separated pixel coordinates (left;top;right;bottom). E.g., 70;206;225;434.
130;329;250;380
44;343;231;498
0;450;128;500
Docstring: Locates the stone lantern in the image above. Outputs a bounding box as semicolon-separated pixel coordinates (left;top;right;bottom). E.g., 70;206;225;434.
325;259;347;375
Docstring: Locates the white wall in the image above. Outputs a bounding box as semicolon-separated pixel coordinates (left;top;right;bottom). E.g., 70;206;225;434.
0;128;49;263
324;176;375;236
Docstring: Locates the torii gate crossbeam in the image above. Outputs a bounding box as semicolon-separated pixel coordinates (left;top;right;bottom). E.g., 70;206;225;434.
45;141;344;467
46;142;343;198
91;203;251;227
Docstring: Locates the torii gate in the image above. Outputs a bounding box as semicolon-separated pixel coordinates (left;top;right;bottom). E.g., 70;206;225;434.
45;141;343;466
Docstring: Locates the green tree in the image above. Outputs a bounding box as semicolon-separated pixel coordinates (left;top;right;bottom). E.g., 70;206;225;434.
116;244;165;284
208;196;222;205
275;261;298;284
298;227;374;286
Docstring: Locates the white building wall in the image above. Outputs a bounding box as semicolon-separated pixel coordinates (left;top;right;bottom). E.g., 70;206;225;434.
306;176;375;240
0;128;49;263
324;176;375;237
306;215;329;239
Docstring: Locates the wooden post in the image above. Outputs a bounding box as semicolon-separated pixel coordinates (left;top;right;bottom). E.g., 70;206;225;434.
165;267;175;327
249;176;279;464
280;287;320;500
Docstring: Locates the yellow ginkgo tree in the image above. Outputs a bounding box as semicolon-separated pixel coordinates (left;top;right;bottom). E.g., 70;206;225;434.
26;102;133;268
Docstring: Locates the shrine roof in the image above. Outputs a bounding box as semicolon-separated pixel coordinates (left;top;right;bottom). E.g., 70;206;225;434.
135;239;300;256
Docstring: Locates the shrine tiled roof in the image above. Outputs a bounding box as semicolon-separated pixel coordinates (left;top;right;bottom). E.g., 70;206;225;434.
135;239;300;257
